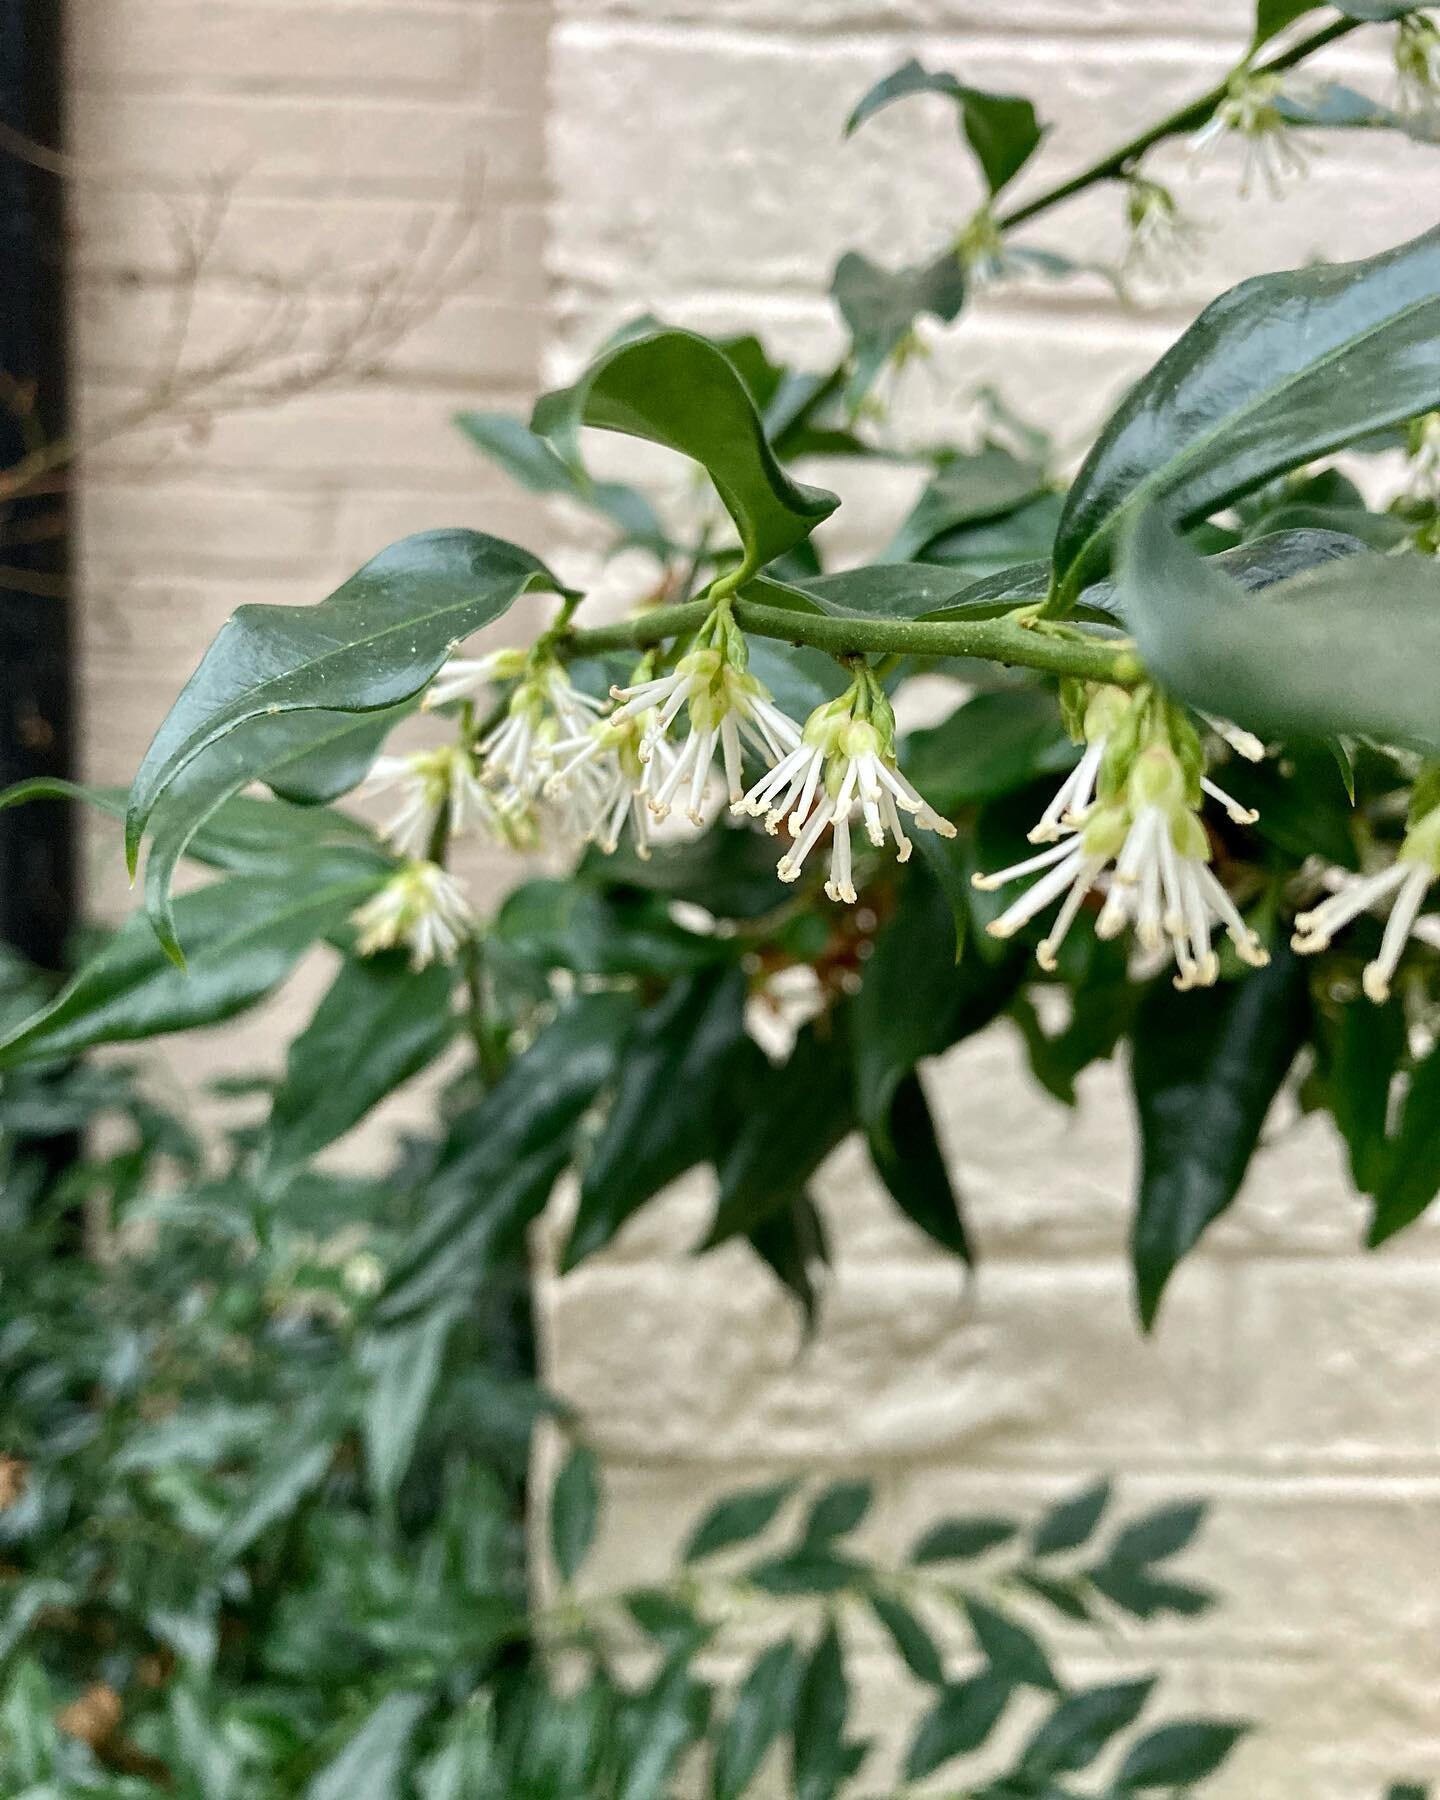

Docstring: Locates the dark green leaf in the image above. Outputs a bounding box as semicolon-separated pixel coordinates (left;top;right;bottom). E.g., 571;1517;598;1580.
0;853;386;1070
456;410;667;549
1089;1562;1213;1620
1032;1480;1112;1556
263;953;456;1171
304;1692;429;1800
1118;511;1440;756
869;1069;970;1261
791;1623;850;1800
128;529;561;870
845;58;1045;195
1055;225;1440;597
564;967;748;1268
963;1597;1059;1691
904;1674;1013;1780
1316;993;1406;1196
711;1640;802;1800
360;1307;457;1511
1371;1039;1440;1244
619;1657;711;1800
855;866;962;1143
683;1482;797;1564
902;687;1074;816
1115;1719;1248;1788
746;1549;864;1596
708;1016;853;1255
868;1591;945;1686
910;1516;1018;1563
802;1480;874;1544
750;1191;833;1330
1131;944;1310;1328
377;992;635;1321
1386;1786;1431;1800
551;1443;601;1584
1019;1681;1155;1780
831;249;966;404
532;330;837;579
589;819;796;922
210;1399;345;1569
625;1588;712;1655
884;450;1051;564
1253;0;1416;50
1016;1569;1093;1622
496;879;726;978
1109;1501;1207;1566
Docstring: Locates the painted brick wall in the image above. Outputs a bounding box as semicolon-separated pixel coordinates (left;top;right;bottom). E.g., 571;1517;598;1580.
536;7;1440;1797
65;0;555;1087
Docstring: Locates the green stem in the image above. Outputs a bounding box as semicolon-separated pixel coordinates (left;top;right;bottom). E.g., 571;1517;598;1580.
995;15;1361;229
565;594;1142;687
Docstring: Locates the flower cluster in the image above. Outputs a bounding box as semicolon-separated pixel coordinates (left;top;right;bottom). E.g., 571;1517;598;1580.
1292;800;1440;1003
975;684;1269;986
1122;175;1204;280
1189;72;1309;200
733;665;956;902
350;601;963;965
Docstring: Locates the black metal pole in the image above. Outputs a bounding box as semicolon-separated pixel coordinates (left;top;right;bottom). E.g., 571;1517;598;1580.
0;0;75;978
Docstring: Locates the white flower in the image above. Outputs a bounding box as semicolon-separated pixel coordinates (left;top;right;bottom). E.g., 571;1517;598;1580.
545;709;676;858
1189;73;1311;199
477;659;607;825
1292;803;1440;1002
733;673;956;904
1122;176;1205;279
1395;14;1440;121
975;691;1268;986
422;646;529;712
353;860;475;968
363;745;493;859
608;613;801;825
1407;411;1440;503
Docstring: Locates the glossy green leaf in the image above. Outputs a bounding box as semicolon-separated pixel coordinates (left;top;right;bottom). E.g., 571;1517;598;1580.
1316;993;1406;1195
902;687;1075;815
360;1307;457;1511
1032;1479;1112;1556
1018;1680;1155;1780
682;1481;797;1564
869;1070;971;1261
141;706;397;961
745;1547;865;1595
0;852;386;1071
904;1673;1013;1780
376;992;635;1321
1115;1719;1248;1789
855;866;962;1144
802;1480;874;1544
495;879;726;977
1055;224;1440;596
551;1443;601;1585
791;1623;850;1800
750;1191;833;1330
1131;945;1310;1328
831;249;966;404
708;1015;854;1247
127;529;561;870
1370;1039;1440;1244
710;1640;802;1800
883;449;1051;564
532;331;837;580
845;58;1045;194
456;410;667;549
868;1591;945;1686
1119;511;1440;756
304;1692;429;1800
1253;0;1416;49
910;1516;1018;1563
963;1597;1060;1691
262;954;456;1171
563;967;747;1269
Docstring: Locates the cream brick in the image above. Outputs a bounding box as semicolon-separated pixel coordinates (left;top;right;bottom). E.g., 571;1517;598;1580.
1227;1261;1440;1466
69;2;475;93
561;0;1258;34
